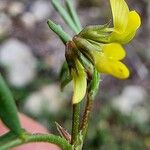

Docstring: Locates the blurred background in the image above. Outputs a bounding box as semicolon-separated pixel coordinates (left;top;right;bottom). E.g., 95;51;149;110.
0;0;150;149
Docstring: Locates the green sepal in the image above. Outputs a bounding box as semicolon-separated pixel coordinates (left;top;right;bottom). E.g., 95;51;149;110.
88;68;100;98
73;36;100;64
59;61;72;91
78;22;111;43
0;74;22;136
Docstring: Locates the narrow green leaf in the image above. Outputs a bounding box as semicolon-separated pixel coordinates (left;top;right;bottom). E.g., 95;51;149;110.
47;20;71;44
51;0;79;34
65;0;82;31
0;74;22;136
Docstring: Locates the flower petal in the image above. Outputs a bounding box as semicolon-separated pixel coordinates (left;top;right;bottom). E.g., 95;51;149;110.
94;54;129;79
110;0;129;32
71;60;87;104
119;11;141;43
102;43;126;60
127;11;141;33
109;1;141;44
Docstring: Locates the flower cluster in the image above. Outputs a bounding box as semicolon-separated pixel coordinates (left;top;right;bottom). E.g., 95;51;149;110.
65;0;141;104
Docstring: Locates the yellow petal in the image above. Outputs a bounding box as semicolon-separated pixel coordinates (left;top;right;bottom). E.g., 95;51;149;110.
110;0;129;32
109;1;141;44
72;60;87;104
102;43;126;60
127;11;141;33
119;11;141;43
94;54;129;79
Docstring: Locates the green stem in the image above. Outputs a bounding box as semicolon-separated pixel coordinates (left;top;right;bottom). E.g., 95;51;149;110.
47;19;71;44
71;103;80;145
65;0;82;31
0;133;72;150
0;131;18;146
51;0;79;34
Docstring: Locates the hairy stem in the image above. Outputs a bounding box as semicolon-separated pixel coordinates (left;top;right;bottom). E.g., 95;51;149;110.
80;70;100;140
80;94;93;139
0;133;72;150
71;103;80;145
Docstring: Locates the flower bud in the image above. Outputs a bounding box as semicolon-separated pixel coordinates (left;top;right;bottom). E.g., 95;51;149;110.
73;36;99;65
78;23;111;43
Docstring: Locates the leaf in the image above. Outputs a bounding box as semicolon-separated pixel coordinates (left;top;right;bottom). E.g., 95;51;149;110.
0;74;22;136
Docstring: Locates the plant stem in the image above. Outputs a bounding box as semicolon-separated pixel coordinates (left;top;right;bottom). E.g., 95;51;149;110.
0;133;72;150
47;19;71;44
80;94;93;139
51;0;79;34
0;131;18;146
71;103;80;145
80;70;100;140
65;0;82;31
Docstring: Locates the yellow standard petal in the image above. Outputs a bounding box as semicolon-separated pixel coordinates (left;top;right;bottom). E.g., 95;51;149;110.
71;60;87;104
110;0;129;32
127;11;141;34
119;11;141;43
109;0;141;44
102;43;126;60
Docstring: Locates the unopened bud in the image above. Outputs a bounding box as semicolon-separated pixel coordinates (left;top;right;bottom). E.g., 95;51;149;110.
73;36;100;65
78;23;111;43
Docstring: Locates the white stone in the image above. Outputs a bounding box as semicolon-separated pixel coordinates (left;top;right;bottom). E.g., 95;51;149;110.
24;92;44;116
8;1;25;16
122;86;147;104
0;39;37;87
111;85;147;115
31;0;52;22
21;12;36;28
0;13;12;36
24;84;70;115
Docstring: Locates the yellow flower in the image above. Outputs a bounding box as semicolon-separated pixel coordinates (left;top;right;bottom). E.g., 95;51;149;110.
92;43;129;79
73;37;129;79
109;0;141;44
71;59;87;104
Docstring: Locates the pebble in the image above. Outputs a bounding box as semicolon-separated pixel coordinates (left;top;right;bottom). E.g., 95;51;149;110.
21;12;37;28
8;1;25;16
0;39;37;87
0;13;12;37
31;0;52;22
24;84;71;115
111;85;147;115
